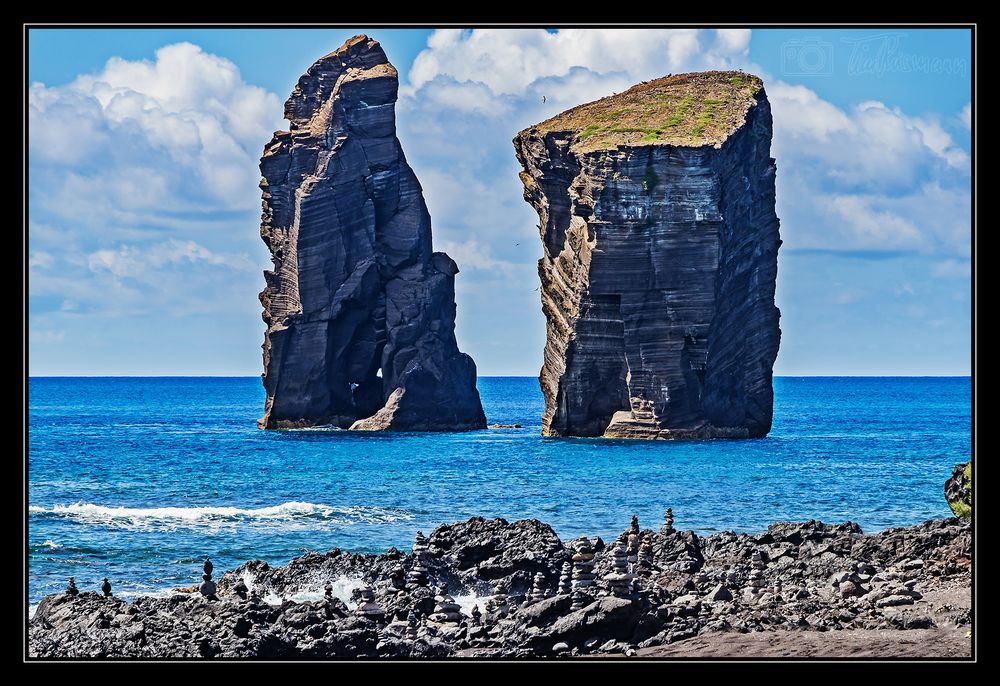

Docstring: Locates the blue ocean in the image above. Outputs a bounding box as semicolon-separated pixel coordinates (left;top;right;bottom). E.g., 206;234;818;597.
28;376;970;606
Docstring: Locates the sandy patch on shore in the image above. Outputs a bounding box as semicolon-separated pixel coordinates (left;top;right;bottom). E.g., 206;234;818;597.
636;627;970;658
637;582;972;659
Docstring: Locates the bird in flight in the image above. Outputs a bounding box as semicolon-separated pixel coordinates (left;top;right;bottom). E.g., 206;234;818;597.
542;96;546;103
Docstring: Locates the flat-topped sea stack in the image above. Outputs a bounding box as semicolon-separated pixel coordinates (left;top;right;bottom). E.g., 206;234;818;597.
258;35;486;431
514;71;781;439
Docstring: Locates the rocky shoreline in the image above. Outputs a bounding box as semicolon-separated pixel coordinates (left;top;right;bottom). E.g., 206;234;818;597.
28;510;970;659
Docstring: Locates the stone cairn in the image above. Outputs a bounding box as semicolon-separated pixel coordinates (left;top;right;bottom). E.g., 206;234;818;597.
406;557;429;588
604;542;633;597
65;577;79;597
101;577;112;597
324;581;333;599
429;583;463;624
405;609;420;640
529;571;547;603
558;561;573;595
470;604;482;626
571;538;597;610
637;533;654;577
485;581;510;617
355;583;385;620
661;508;675;535
407;532;430;588
544;540;561;597
234;579;248;600
747;550;766;599
199;559;218;599
627;533;640;573
389;563;406;591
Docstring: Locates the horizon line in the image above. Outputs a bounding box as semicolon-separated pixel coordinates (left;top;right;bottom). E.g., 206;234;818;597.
25;373;973;378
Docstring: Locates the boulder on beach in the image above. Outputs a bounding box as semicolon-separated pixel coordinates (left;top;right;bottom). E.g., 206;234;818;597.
945;461;972;519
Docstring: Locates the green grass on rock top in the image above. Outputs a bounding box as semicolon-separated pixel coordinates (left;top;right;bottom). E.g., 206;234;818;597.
527;71;764;152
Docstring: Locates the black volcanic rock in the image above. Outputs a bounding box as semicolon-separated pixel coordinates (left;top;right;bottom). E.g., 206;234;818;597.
258;35;486;431
513;71;781;439
427;517;567;593
944;461;971;519
28;514;970;658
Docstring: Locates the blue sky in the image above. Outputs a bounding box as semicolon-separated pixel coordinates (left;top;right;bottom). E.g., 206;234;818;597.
28;28;972;375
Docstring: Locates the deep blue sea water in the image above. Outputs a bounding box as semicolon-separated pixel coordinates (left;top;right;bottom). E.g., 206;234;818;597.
28;376;970;605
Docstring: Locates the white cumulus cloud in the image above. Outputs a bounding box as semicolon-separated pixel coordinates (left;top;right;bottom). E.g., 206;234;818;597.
959;102;972;130
87;239;251;280
768;82;971;254
29;43;279;328
438;239;517;274
408;28;751;96
28;251;54;269
30;42;282;213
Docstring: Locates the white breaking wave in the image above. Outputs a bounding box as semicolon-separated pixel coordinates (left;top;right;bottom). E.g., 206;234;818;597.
28;501;413;530
251;578;483;613
114;587;178;601
261;578;364;607
28;575;486;620
40;539;62;549
453;593;487;617
233;567;363;607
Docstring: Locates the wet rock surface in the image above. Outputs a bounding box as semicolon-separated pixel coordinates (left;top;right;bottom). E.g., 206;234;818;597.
258;35;485;432
29;514;970;658
513;71;781;439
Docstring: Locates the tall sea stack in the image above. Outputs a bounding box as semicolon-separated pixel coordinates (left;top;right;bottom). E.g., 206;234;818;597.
514;71;781;439
258;35;486;431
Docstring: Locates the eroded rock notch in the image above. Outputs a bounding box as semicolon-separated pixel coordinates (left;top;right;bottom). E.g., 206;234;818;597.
514;71;781;439
258;36;486;431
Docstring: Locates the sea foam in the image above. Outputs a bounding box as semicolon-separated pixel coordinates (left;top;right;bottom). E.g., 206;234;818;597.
235;570;485;615
28;501;413;530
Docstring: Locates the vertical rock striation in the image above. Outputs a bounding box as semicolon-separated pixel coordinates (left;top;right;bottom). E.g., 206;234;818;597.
514;72;781;439
258;35;486;431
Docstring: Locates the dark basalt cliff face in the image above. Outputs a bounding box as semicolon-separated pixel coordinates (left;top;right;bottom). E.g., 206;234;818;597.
514;71;781;439
258;35;486;431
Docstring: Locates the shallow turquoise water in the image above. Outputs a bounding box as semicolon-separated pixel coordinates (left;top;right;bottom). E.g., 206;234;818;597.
27;376;970;603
